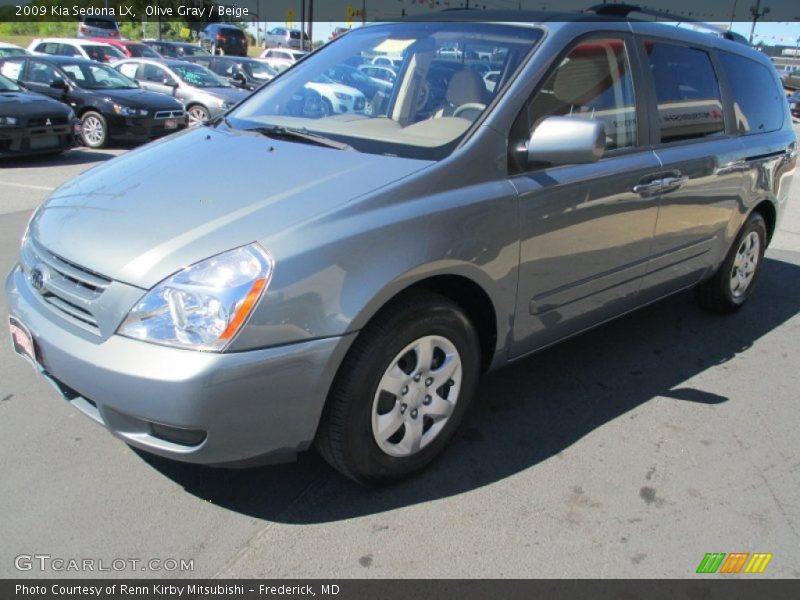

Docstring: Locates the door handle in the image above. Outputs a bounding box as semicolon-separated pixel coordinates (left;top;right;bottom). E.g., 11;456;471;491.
632;180;663;196
660;174;690;193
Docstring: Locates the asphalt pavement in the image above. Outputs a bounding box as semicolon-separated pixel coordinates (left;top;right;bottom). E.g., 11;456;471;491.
1;131;799;579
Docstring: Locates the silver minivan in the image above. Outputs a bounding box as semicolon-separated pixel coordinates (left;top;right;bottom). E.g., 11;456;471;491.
6;18;796;483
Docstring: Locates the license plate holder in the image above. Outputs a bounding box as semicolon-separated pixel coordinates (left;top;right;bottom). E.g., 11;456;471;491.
164;119;177;130
9;316;40;369
30;136;58;149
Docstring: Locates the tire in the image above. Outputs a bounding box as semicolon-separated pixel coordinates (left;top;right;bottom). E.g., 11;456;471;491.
320;98;334;117
315;291;481;484
695;212;767;313
80;111;107;148
186;104;210;127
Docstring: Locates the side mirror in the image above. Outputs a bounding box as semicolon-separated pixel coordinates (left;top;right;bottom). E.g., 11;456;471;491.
162;77;177;87
50;79;68;91
526;116;606;166
233;72;247;86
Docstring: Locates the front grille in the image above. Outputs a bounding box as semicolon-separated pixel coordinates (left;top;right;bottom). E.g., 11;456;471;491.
27;116;69;127
21;238;111;335
154;110;185;119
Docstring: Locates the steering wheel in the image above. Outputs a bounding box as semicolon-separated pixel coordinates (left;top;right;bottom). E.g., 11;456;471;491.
452;102;486;119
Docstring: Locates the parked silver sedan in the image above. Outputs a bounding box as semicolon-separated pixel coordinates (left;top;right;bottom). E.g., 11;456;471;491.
113;58;249;126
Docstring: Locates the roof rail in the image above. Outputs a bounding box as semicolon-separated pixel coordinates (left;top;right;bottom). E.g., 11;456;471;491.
586;3;750;44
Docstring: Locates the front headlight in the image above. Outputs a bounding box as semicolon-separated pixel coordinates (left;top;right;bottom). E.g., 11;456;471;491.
334;92;352;101
0;116;19;126
118;244;274;351
112;103;147;117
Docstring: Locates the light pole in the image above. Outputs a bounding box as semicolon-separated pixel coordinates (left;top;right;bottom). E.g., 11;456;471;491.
728;0;739;30
748;0;770;45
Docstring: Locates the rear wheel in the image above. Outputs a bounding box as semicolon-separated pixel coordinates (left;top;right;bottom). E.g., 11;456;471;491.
315;291;481;484
80;111;107;148
695;212;767;313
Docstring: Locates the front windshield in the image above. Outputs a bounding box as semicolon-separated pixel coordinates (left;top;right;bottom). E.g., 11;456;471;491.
0;73;20;91
60;62;138;89
171;63;229;87
227;22;542;159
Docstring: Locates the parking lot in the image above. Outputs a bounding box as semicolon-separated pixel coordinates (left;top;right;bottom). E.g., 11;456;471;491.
1;122;800;579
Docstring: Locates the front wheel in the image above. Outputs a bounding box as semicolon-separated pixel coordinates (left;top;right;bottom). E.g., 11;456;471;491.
186;104;210;127
695;212;767;313
315;291;481;484
80;111;107;148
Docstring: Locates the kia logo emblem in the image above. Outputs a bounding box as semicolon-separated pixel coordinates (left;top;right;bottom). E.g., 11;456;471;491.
29;264;49;294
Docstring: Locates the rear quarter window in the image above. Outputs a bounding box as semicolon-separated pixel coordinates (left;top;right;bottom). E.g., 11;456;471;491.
718;51;785;136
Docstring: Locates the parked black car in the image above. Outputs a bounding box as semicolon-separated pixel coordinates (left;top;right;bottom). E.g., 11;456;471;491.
199;24;248;57
182;56;277;91
0;73;79;157
0;55;186;148
141;40;211;59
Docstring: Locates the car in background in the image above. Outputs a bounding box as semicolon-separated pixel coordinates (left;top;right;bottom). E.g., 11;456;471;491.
358;64;397;85
788;91;800;118
323;64;391;114
305;74;366;116
329;27;350;41
780;69;800;91
113;58;248;126
371;55;402;69
183;56;277;91
0;55;186;148
258;48;307;72
28;38;125;63
483;70;500;93
199;24;248;57
0;42;28;58
262;26;308;50
0;72;79;157
142;40;211;59
90;38;162;59
77;16;120;39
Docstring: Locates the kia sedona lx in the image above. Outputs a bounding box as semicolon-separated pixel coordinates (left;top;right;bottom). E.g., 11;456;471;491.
5;17;796;483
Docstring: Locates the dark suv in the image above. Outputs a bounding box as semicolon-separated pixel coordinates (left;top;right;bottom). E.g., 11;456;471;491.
199;24;248;57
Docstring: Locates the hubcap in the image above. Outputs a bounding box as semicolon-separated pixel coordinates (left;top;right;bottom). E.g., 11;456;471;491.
187;108;208;127
730;231;760;298
82;116;103;145
371;335;462;458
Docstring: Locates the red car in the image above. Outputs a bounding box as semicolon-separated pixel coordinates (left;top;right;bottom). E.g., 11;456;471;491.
88;38;162;59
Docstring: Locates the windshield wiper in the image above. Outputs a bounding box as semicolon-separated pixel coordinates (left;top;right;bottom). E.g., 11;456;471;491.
248;125;355;151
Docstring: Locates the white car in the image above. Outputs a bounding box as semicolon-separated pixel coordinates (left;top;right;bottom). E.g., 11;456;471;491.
28;38;124;63
371;55;402;69
305;75;366;116
258;48;307;72
0;41;28;58
483;70;501;93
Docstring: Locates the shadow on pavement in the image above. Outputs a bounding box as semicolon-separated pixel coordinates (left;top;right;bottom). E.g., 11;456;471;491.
0;144;136;169
137;255;800;523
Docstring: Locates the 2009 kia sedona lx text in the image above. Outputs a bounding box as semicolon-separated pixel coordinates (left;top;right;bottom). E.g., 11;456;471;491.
5;16;796;483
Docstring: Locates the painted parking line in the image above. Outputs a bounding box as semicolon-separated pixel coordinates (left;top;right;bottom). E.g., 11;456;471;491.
0;181;56;192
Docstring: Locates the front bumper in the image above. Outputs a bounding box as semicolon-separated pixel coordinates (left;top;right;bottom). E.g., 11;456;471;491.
106;114;188;141
0;121;78;157
6;264;355;465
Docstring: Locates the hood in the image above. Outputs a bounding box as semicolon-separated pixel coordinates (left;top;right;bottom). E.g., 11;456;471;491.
31;125;431;289
93;88;183;110
307;81;363;98
0;91;71;116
